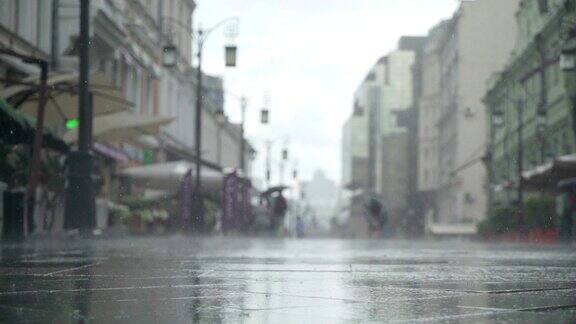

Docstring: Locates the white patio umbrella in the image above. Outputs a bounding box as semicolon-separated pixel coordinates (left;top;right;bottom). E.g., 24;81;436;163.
120;161;223;192
0;71;133;128
62;111;174;143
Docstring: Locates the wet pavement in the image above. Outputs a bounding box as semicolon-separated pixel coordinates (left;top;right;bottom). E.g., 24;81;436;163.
0;237;575;323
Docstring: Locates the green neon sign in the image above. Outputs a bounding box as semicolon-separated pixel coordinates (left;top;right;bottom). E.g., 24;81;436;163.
65;119;79;129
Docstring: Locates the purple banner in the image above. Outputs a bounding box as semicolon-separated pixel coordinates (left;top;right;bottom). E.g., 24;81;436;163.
241;179;252;226
222;171;239;232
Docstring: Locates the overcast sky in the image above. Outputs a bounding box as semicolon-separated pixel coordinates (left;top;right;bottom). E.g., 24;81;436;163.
196;0;459;187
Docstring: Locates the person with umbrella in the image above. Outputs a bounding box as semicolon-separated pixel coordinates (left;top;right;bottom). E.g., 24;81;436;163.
364;196;388;238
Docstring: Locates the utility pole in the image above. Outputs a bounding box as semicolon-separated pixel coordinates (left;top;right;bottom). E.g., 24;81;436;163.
64;0;96;232
164;17;238;232
193;29;205;232
485;107;496;220
240;97;247;172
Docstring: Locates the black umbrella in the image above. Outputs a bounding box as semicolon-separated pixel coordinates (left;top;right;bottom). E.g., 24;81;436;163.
260;185;289;197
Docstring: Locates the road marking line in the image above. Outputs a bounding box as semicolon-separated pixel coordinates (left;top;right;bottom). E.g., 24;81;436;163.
43;262;102;277
198;270;215;277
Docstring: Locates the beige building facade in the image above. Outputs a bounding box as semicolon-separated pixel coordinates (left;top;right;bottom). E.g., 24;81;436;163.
433;0;520;232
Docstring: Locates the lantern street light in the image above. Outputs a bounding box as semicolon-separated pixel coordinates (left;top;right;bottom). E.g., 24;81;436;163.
561;48;576;72
261;93;271;125
161;16;239;231
225;45;238;67
260;108;269;124
161;44;178;68
491;109;504;128
535;110;547;132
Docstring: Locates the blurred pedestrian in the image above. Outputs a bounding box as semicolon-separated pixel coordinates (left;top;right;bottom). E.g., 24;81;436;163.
296;216;305;238
271;191;288;233
254;196;270;233
365;197;387;238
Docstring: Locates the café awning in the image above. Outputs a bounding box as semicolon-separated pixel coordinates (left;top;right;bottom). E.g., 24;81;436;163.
62;111;174;144
0;71;132;128
120;161;223;192
522;154;576;194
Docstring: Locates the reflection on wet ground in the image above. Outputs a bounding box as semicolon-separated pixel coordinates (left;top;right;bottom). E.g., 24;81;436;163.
0;237;575;323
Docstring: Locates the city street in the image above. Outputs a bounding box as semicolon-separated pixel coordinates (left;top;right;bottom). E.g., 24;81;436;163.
0;237;575;323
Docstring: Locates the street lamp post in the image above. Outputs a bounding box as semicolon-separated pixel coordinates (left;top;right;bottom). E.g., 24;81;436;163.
193;29;206;231
64;0;96;233
162;17;238;231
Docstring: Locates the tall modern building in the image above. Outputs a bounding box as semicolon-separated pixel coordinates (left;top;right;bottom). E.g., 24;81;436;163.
341;39;422;236
395;36;426;236
374;49;417;232
341;106;369;190
300;169;338;225
433;0;520;233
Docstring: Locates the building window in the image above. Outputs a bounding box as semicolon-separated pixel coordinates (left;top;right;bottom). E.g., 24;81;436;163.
538;0;549;14
353;100;364;116
365;71;376;81
0;0;16;30
36;0;49;52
